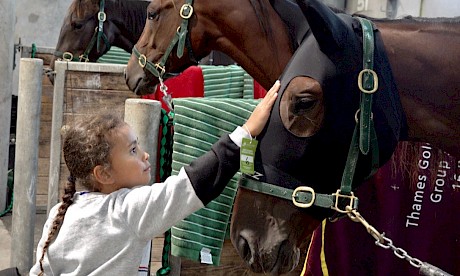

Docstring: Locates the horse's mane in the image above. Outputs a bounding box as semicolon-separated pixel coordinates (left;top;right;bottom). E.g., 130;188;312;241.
117;0;149;36
249;0;275;42
390;142;454;191
67;0;83;20
68;0;98;20
248;0;286;68
66;0;148;37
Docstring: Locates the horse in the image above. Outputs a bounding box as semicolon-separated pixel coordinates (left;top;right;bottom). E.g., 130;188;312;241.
124;0;295;95
123;0;459;274
230;1;460;275
49;0;149;83
123;0;459;157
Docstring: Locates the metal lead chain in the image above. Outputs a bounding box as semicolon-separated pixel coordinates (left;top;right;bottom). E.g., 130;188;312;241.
345;206;453;276
159;77;173;111
374;233;423;268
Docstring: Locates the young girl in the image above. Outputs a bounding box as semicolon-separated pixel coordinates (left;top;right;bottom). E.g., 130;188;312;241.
29;81;280;275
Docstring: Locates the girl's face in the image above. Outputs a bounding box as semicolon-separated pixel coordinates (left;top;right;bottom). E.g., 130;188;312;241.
107;124;151;189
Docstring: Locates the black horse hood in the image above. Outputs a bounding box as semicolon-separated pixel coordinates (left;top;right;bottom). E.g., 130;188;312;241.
254;2;406;211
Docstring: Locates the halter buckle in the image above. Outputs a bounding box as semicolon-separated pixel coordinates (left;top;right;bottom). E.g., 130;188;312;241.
332;190;358;213
180;4;193;19
358;69;378;94
138;54;147;68
292;186;315;208
79;54;89;62
98;11;107;22
154;63;166;76
62;52;74;61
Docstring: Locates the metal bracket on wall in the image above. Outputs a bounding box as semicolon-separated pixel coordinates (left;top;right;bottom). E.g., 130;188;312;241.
13;38;23;70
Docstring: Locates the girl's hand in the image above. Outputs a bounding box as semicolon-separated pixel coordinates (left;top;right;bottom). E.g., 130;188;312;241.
244;80;280;137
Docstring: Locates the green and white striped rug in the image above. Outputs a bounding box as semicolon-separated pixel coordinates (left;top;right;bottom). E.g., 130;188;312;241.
170;98;260;265
96;46;131;64
200;65;255;99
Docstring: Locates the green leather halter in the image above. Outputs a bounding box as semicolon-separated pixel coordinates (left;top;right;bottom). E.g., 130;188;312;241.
55;0;111;62
132;0;194;80
239;17;379;217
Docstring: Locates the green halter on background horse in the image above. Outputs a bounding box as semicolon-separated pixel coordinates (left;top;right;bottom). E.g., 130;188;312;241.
54;0;110;62
49;0;149;83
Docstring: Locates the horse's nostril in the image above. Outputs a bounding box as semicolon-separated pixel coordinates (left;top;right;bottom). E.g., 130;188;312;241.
238;235;251;261
238;234;264;273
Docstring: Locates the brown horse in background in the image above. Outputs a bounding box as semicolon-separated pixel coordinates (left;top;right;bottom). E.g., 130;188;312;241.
124;0;294;95
49;0;149;82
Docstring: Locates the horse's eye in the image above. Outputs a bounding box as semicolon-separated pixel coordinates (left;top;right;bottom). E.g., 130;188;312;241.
71;22;83;30
292;98;317;115
147;11;159;20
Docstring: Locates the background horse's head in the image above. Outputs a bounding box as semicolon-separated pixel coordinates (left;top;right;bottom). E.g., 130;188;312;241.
50;0;148;83
230;0;406;274
124;0;293;95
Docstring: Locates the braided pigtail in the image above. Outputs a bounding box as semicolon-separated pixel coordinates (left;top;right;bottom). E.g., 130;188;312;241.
38;175;77;276
37;113;124;275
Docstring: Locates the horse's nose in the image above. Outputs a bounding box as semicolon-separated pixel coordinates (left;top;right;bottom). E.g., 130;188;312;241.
236;235;251;262
234;232;264;273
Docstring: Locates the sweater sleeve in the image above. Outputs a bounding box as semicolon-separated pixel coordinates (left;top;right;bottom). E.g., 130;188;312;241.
184;126;249;205
116;127;249;239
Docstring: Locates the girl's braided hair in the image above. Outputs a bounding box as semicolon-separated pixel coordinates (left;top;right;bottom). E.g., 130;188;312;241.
38;113;126;275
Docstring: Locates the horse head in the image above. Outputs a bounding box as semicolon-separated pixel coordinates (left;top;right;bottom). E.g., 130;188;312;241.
50;0;148;83
230;0;406;274
124;0;294;95
125;0;207;95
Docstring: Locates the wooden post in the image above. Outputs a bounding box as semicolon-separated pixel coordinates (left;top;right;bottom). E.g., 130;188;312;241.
124;99;161;181
10;58;43;274
48;61;130;213
0;0;16;214
124;99;179;274
47;61;66;214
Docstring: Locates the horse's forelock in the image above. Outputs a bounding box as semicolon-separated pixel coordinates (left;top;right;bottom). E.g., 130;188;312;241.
68;0;99;20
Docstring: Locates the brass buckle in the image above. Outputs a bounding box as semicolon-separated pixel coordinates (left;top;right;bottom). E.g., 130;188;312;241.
358;69;378;94
180;4;193;19
332;190;357;213
138;54;147;68
154;63;166;75
292;186;315;208
98;11;107;22
79;55;89;62
62;52;74;61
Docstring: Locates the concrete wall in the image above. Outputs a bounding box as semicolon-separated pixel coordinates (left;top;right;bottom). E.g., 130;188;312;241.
347;0;460;17
420;0;460;17
14;0;73;48
13;0;460;48
12;0;72;96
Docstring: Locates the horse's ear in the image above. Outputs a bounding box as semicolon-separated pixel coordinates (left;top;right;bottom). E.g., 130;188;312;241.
295;0;348;55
